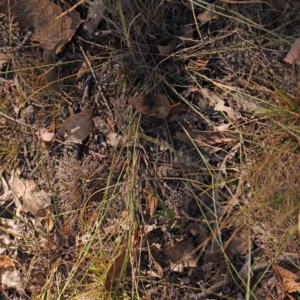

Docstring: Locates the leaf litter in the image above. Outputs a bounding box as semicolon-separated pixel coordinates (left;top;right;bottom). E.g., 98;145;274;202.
1;0;300;299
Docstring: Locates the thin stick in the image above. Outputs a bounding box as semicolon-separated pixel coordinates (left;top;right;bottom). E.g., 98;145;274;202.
0;111;37;130
78;45;113;118
54;0;85;20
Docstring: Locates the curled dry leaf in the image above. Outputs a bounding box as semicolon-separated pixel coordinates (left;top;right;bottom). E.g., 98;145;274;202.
58;109;93;143
197;4;217;23
157;37;182;55
145;183;158;218
0;53;10;69
130;93;171;119
149;238;197;277
273;263;300;293
284;37;300;64
9;170;54;230
157;24;193;55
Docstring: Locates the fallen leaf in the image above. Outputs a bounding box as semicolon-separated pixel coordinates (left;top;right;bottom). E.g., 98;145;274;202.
36;118;55;145
105;251;130;291
58;109;93;143
225;232;250;259
157;37;182;55
273;263;300;293
93;117;123;147
187;58;210;71
197;1;224;24
149;238;197;277
202;88;237;120
176;130;238;147
0;0;81;51
82;0;106;37
284;37;300;64
130;93;172;119
0;53;10;69
1;269;24;294
197;4;218;23
9;170;54;226
0;177;13;203
145;184;158;218
157;24;193;55
0;255;15;270
76;62;89;80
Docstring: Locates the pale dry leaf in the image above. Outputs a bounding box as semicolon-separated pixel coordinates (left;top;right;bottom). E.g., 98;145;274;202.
131;93;171;119
1;269;24;293
273;263;300;293
0;0;81;51
58;109;93;143
0;177;12;203
9;170;54;221
0;255;15;269
0;53;10;69
202;88;237;120
0;219;20;255
83;0;106;36
93;117;123;147
36;129;55;143
284;37;300;64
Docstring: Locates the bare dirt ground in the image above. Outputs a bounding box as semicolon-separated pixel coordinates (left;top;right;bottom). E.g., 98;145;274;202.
1;0;300;299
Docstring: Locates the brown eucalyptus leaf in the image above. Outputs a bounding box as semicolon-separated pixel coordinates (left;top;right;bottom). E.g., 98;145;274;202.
0;256;15;270
0;0;81;51
145;185;158;217
284;37;300;64
157;24;193;55
0;53;10;69
131;93;171;119
197;4;217;23
273;263;300;293
225;232;250;259
58;109;93;143
157;37;182;55
150;238;197;277
105;252;130;291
